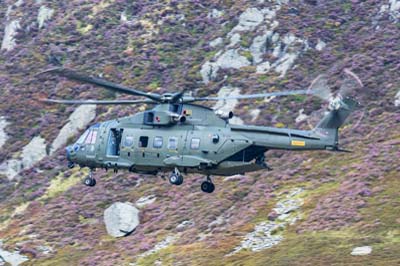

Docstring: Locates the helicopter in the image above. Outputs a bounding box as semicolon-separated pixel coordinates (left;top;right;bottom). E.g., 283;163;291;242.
38;67;360;193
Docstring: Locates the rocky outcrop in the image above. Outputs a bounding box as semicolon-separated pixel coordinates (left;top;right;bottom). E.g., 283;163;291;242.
136;235;177;259
379;0;400;21
37;5;54;29
1;20;20;51
104;202;140;237
231;7;265;33
135;195;156;208
229;188;304;255
395;90;400;107
201;2;316;83
0;117;9;149
200;49;250;84
0;136;47;180
0;240;28;266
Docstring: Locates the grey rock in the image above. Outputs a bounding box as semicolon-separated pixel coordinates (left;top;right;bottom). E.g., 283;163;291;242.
351;246;372;256
1;20;20;51
250;33;269;64
256;61;271;74
176;220;195;231
104;202;140;237
216;49;250;69
315;39;326;51
37;6;54;29
137;235;177;258
228;188;304;255
0;136;47;180
208;9;224;19
230;8;264;33
200;50;250;84
0;117;9;150
295;109;308;123
21;136;47;170
135;195;156;208
0;241;28;266
379;1;400;21
227;33;241;48
209;37;223;48
200;61;218;84
395;90;400;107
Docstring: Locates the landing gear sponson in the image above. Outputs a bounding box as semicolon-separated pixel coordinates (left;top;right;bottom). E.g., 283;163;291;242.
168;168;215;193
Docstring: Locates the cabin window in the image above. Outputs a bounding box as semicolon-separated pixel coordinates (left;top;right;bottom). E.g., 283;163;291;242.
190;138;201;150
124;135;134;147
153;136;163;148
168;137;178;150
139;136;149;148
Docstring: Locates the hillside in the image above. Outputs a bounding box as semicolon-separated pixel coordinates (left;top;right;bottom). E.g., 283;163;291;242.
0;0;399;265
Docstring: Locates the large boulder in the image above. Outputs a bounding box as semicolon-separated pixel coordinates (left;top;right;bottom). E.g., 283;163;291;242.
104;202;140;237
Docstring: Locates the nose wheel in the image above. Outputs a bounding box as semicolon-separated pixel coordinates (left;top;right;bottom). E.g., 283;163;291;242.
67;161;75;169
169;168;183;186
201;176;215;193
83;170;96;187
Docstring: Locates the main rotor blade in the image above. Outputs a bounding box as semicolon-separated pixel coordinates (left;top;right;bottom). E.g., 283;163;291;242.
184;90;311;102
41;98;156;105
37;67;162;102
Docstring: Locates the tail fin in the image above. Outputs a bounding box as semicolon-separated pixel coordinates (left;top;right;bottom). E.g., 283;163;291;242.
314;97;359;151
316;97;360;129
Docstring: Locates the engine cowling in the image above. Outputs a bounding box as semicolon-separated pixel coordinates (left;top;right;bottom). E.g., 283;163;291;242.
215;110;234;120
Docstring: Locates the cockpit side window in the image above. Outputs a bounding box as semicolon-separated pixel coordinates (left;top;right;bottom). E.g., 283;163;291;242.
76;129;90;144
84;129;98;144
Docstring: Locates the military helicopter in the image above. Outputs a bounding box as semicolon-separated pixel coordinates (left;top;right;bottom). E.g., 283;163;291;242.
39;68;360;193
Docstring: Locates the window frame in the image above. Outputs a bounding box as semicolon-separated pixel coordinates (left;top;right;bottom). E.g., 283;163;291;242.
167;137;178;150
138;136;149;148
124;135;134;147
190;138;201;150
84;129;98;145
77;129;90;144
153;136;163;149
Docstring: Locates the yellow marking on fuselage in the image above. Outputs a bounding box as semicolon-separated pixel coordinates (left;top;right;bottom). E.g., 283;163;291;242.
291;140;306;147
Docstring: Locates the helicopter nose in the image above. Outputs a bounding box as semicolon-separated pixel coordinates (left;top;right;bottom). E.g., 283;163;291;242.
66;145;72;161
66;145;77;169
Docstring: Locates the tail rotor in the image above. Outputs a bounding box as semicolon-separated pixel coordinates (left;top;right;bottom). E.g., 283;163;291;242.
304;69;365;133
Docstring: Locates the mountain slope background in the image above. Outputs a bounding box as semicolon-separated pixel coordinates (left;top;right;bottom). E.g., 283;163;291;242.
0;0;399;265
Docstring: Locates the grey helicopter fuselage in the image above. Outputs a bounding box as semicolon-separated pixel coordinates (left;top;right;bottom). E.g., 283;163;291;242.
39;67;360;192
66;101;350;177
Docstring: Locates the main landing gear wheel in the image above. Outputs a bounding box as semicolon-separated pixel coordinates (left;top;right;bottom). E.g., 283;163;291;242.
201;181;215;193
201;176;215;193
169;168;183;186
169;173;183;185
